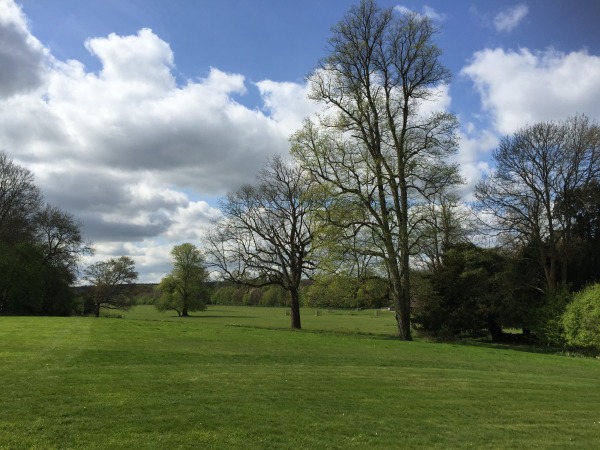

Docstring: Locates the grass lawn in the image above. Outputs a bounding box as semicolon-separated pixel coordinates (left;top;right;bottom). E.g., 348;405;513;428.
1;306;599;449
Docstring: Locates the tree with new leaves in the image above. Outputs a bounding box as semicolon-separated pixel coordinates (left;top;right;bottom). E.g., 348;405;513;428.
83;256;138;317
291;0;461;339
204;156;318;329
155;243;208;317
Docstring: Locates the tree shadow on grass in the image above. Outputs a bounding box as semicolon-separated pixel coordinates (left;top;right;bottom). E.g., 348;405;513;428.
433;336;599;358
167;315;259;319
227;323;399;340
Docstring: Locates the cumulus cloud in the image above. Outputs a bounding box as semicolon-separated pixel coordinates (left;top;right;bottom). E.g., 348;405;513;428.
256;79;318;136
0;0;48;98
461;48;600;135
0;1;314;281
493;4;528;32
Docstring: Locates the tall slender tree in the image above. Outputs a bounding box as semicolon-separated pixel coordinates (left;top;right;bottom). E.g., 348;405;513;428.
291;0;460;339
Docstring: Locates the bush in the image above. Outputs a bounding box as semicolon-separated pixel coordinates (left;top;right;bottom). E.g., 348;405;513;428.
563;283;600;349
530;287;571;347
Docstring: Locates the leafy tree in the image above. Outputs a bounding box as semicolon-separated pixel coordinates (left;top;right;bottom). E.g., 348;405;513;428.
155;243;208;317
204;156;319;329
83;256;138;317
292;0;460;339
476;115;600;293
413;243;515;341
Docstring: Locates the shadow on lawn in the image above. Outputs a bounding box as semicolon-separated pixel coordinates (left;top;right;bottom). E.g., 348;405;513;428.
166;315;259;319
438;336;599;358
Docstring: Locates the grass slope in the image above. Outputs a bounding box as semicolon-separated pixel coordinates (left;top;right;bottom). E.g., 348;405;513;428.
1;306;599;449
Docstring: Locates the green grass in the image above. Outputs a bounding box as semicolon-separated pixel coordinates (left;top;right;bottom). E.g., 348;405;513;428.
1;306;599;449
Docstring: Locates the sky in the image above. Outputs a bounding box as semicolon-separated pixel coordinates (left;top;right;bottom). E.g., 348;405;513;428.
1;0;600;282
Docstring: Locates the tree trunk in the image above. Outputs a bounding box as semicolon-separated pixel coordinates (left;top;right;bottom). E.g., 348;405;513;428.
182;306;189;317
487;317;503;342
393;278;412;341
94;303;100;317
290;288;301;329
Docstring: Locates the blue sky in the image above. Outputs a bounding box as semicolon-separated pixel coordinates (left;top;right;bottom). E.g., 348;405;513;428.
2;0;600;281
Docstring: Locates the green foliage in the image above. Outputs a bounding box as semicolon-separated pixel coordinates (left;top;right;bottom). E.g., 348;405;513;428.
155;243;208;316
258;285;286;306
211;284;240;305
83;256;138;317
563;283;600;349
413;244;514;341
303;275;388;309
0;242;74;316
562;180;600;290
210;284;288;307
530;287;571;347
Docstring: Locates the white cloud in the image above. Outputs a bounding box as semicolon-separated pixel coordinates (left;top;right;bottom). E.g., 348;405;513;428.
454;125;498;200
462;48;600;135
0;0;313;281
417;84;452;117
256;79;318;136
394;5;447;21
494;4;528;32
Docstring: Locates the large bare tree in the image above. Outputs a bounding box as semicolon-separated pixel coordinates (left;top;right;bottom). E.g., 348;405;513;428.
0;151;42;245
204;156;318;329
35;204;94;283
475;115;600;293
291;0;460;339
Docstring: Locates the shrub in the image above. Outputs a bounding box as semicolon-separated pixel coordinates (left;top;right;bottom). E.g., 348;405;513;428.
562;283;600;349
531;287;571;347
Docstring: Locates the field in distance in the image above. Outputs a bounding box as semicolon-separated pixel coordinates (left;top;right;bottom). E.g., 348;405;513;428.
1;305;599;449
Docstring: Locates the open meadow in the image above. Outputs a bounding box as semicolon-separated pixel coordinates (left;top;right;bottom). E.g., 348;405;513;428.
1;306;599;449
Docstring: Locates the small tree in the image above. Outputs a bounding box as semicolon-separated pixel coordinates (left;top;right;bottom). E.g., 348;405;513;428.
155;243;208;317
83;256;138;317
